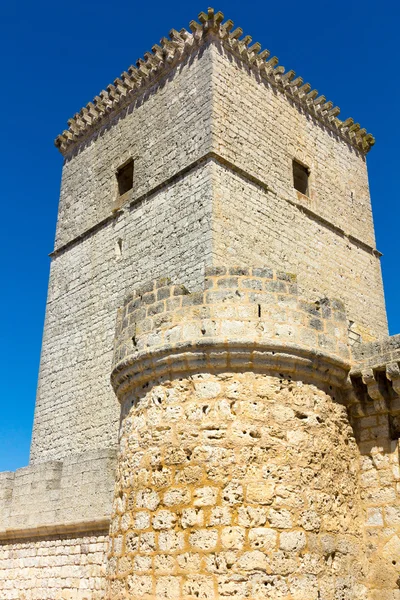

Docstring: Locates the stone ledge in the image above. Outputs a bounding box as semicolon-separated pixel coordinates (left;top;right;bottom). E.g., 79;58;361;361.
111;338;350;401
0;517;110;542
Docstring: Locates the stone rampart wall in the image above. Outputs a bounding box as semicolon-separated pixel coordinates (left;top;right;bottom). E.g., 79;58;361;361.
0;450;116;536
0;532;108;600
0;451;116;598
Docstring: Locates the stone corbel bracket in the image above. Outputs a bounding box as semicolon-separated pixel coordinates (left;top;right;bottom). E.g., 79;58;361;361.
347;346;400;438
55;8;375;156
387;361;400;396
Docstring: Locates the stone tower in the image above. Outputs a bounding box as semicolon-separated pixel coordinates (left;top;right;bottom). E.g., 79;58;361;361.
0;7;399;600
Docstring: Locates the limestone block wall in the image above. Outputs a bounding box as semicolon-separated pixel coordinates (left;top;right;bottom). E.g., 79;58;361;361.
210;43;374;247
108;373;364;600
0;532;108;600
0;450;116;599
347;337;400;599
0;450;116;535
112;266;350;374
55;44;213;250
30;163;214;463
210;160;387;341
31;40;214;464
209;42;387;339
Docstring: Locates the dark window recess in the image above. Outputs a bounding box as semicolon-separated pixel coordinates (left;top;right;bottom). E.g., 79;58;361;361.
293;160;309;195
117;160;134;196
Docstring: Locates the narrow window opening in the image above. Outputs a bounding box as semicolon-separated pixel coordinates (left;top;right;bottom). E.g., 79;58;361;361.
117;160;134;197
293;160;309;196
258;304;261;318
115;238;123;259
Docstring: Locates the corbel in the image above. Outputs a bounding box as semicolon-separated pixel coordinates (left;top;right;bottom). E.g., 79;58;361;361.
386;362;400;396
361;368;388;413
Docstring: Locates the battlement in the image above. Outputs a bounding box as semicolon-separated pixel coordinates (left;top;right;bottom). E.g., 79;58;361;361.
55;8;374;156
112;266;351;399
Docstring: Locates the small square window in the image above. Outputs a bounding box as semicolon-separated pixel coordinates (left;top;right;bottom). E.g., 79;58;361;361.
117;160;134;197
293;160;309;196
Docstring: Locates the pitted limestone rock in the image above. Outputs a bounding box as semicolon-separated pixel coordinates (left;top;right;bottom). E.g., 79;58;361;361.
106;372;365;600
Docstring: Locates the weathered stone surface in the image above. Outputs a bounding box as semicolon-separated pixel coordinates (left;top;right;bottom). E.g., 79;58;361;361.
0;6;398;600
0;533;108;600
107;370;364;598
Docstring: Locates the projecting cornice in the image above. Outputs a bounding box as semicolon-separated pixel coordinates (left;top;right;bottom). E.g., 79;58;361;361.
55;8;375;156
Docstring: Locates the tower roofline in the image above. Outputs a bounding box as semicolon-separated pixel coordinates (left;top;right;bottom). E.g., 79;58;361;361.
55;7;375;156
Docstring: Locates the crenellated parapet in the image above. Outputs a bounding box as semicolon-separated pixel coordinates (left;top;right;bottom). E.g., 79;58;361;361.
55;8;375;155
111;266;351;401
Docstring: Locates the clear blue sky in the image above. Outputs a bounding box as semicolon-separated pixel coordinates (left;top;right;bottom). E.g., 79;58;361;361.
0;0;398;472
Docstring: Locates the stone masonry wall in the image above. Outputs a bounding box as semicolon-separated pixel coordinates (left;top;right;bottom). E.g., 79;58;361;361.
347;338;400;599
30;163;214;463
107;269;365;599
30;43;215;463
210;43;387;339
356;424;400;599
211;161;386;341
107;372;364;600
0;451;116;598
210;42;373;246
54;44;213;250
0;450;116;534
0;532;108;600
30;35;387;462
0;12;395;600
112;266;350;372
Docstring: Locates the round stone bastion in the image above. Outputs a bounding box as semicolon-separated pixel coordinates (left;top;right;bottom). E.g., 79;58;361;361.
107;266;366;600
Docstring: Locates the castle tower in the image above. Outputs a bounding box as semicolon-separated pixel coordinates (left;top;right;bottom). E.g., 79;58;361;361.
31;6;386;468
0;7;399;600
